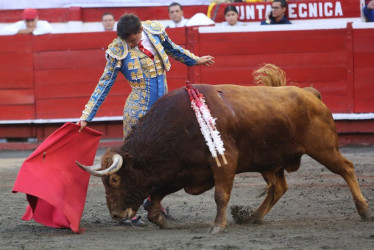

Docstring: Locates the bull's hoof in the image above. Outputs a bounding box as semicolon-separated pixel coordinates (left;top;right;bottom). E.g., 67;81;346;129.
209;226;227;234
249;217;263;224
360;209;373;221
157;217;168;228
148;212;168;228
356;203;373;221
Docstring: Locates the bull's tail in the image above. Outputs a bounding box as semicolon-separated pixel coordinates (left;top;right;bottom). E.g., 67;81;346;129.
303;87;322;100
253;64;322;100
253;64;286;87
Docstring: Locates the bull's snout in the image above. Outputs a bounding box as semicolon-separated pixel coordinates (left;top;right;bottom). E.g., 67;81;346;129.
110;208;136;221
111;213;124;221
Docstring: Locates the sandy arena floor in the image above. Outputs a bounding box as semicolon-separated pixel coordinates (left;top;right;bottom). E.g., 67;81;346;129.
1;146;373;249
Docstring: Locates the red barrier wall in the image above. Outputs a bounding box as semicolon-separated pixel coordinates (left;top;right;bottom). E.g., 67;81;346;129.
0;28;188;122
193;26;356;113
352;27;374;112
0;25;373;144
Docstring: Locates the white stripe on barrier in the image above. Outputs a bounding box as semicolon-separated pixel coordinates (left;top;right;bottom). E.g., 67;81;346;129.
352;22;374;29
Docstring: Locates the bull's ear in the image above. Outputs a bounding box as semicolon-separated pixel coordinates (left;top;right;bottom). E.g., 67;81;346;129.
133;158;148;169
124;153;148;171
123;153;133;168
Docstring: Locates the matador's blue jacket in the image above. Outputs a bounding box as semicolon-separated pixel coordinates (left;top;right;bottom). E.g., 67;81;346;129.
80;21;199;137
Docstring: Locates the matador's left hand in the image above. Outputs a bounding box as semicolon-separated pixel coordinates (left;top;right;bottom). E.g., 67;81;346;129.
196;55;215;67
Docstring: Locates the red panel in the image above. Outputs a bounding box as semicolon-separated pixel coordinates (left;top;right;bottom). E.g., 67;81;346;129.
0;53;33;70
199;29;346;41
0;89;34;105
354;68;374;99
165;28;186;45
89;94;126;117
353;28;374;113
33;32;116;51
0;8;70;23
336;120;374;133
41;8;71;22
35;77;129;100
354;102;374;114
167;57;188;78
0;36;32;53
34;68;104;86
353;37;374;52
200;66;347;85
0;105;35;120
303;81;348;96
167;77;190;91
354;53;374;68
34;67;130;100
338;134;374;147
353;29;374;52
199;30;346;56
0;69;34;89
36;94;128;119
0;53;34;89
353;68;374;112
0;125;36;138
353;28;374;38
215;52;347;68
36;97;84;119
34;49;106;70
323;95;353;112
286;67;347;83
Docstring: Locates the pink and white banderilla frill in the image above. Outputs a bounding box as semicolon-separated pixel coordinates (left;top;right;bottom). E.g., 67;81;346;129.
185;81;227;167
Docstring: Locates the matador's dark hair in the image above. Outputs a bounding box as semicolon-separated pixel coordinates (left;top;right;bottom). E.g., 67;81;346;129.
117;14;142;40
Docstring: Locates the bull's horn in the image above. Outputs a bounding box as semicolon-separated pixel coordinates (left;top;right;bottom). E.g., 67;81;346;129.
76;154;123;177
84;163;102;171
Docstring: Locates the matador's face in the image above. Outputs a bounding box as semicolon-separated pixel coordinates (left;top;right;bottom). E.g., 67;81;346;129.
125;31;142;48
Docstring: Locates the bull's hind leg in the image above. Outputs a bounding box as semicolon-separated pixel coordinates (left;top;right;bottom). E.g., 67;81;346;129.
209;157;239;234
250;170;288;223
310;149;372;220
210;172;235;234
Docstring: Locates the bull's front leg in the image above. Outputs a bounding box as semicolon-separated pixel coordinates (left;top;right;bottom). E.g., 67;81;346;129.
147;197;168;228
146;185;180;228
210;171;235;234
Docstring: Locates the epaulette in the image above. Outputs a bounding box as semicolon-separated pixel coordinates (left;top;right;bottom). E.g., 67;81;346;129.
105;37;128;60
142;21;165;35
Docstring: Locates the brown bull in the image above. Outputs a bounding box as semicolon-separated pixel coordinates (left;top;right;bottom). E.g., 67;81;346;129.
77;82;372;234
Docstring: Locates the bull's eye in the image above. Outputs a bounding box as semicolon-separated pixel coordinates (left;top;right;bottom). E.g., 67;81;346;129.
109;174;121;188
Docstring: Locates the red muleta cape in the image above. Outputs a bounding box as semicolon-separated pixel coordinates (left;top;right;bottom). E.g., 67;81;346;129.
12;122;102;233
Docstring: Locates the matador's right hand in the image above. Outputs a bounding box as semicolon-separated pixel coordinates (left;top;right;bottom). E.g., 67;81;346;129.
77;120;88;132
